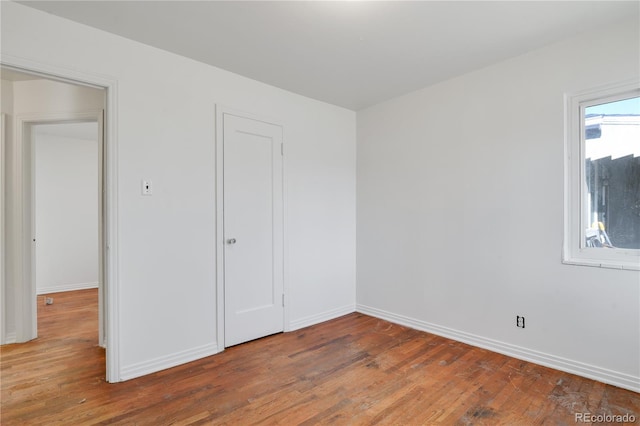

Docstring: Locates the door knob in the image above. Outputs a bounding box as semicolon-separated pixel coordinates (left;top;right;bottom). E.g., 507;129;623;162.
227;238;237;244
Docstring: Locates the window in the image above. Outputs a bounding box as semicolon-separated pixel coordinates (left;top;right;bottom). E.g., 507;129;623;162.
564;81;640;270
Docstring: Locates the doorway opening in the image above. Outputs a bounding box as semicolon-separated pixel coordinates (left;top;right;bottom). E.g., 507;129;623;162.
1;64;117;381
32;121;100;296
29;119;105;347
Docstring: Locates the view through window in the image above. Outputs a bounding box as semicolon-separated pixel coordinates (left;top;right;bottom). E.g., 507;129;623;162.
583;96;640;250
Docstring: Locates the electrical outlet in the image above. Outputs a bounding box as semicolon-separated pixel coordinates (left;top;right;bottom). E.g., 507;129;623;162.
142;179;153;196
516;315;525;329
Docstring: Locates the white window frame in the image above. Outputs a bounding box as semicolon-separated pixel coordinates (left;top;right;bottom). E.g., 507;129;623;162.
564;80;640;270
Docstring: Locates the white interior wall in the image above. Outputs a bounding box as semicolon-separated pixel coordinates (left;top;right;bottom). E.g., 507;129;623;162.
34;125;99;294
12;79;104;114
7;0;634;391
1;2;356;380
356;18;640;391
0;79;12;111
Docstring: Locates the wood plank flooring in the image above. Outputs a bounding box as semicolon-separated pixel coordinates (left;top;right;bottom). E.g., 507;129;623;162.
1;289;638;425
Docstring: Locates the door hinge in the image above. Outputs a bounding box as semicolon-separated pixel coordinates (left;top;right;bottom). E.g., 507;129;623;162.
282;294;285;307
281;143;283;156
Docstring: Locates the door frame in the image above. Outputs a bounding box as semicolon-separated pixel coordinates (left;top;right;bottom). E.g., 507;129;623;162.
1;113;5;346
19;113;104;343
215;106;290;350
0;56;121;383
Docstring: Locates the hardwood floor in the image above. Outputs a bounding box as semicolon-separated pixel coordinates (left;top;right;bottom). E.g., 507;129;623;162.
1;289;638;425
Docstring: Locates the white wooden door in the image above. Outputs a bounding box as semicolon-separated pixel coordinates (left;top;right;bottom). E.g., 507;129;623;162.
223;113;283;347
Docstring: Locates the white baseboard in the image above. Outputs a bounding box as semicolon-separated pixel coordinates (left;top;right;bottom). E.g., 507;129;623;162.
356;304;639;393
289;304;355;331
120;342;220;381
37;281;98;295
120;304;355;380
3;331;17;345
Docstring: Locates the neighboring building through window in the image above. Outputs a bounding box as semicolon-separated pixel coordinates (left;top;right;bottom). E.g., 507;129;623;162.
564;82;640;270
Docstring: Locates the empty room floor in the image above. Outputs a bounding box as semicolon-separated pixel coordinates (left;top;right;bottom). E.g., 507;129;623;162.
1;289;638;425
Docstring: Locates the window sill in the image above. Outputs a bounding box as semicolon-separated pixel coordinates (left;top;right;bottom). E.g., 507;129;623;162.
562;257;640;271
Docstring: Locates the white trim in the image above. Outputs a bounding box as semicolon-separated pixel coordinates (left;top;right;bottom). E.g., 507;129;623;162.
120;342;220;382
357;304;640;393
14;114;36;342
215;105;225;352
36;282;99;295
4;331;16;345
96;110;105;349
215;105;288;348
562;258;640;271
0;113;4;345
289;304;355;331
0;54;120;383
563;79;640;270
16;111;104;345
282;125;291;333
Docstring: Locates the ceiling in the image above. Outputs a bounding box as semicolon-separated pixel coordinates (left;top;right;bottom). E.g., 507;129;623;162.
17;1;639;111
